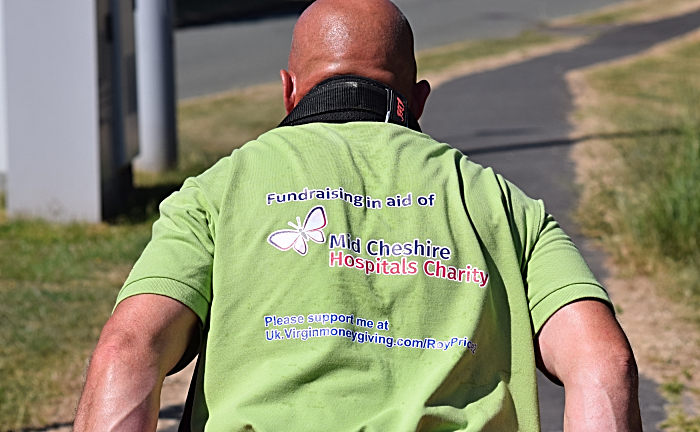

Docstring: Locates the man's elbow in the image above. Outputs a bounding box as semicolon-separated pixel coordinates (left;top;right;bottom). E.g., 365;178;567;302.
566;343;642;430
568;339;638;392
85;335;140;387
614;347;639;388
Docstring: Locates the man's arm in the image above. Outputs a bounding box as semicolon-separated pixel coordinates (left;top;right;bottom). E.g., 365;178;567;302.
535;299;642;431
74;294;199;432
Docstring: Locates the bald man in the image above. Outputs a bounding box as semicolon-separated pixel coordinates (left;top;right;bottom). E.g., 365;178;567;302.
74;1;641;431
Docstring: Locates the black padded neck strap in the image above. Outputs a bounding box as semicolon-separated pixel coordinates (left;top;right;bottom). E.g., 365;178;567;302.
278;75;421;132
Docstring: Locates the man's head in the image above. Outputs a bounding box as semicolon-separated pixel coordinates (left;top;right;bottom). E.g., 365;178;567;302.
280;0;431;119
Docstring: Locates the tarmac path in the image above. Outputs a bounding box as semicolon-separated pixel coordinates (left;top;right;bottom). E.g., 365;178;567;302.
420;9;700;431
174;0;626;99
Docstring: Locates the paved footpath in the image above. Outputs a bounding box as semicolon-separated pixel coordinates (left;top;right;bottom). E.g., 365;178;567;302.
175;0;627;99
421;9;700;432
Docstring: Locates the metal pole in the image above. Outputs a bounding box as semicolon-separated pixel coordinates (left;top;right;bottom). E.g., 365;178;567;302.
133;0;177;173
0;0;8;193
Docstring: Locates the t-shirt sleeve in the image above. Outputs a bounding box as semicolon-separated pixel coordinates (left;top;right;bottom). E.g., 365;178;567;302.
114;158;231;374
115;173;223;325
116;182;214;323
526;213;611;333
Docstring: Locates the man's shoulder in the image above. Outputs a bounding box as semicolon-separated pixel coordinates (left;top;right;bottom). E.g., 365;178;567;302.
237;122;522;200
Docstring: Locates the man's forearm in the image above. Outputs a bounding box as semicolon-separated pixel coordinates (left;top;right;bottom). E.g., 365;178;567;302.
74;295;199;432
562;351;641;431
74;342;164;431
537;300;642;432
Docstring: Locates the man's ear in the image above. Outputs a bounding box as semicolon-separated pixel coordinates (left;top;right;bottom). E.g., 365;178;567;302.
410;80;431;121
281;69;297;115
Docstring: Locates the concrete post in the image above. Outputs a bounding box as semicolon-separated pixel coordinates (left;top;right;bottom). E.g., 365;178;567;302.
2;0;139;222
0;1;8;194
3;0;102;222
133;0;178;173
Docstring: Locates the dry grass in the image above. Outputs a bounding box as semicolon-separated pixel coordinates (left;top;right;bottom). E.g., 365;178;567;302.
177;82;286;155
552;0;700;27
0;266;141;428
416;30;562;75
135;82;286;189
0;206;153;428
419;36;586;89
568;27;700;431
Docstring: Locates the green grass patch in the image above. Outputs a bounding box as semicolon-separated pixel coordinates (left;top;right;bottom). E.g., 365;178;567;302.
576;38;700;310
136;82;286;189
571;6;646;25
660;375;700;432
416;30;560;75
557;0;700;27
662;410;700;432
0;220;152;283
662;379;687;398
575;37;700;430
1;281;123;429
0;219;153;429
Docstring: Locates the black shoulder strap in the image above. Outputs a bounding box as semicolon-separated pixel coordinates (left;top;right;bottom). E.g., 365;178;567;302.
278;75;421;132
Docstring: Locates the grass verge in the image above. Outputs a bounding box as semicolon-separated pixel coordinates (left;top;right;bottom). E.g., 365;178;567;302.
0;216;153;429
136;82;287;188
552;0;700;27
661;375;700;431
571;30;700;430
416;30;560;75
574;35;700;304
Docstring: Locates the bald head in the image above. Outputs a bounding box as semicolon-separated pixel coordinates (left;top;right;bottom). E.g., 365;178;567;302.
281;0;430;118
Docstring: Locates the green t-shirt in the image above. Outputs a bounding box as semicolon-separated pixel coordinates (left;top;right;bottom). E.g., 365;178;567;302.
117;122;609;432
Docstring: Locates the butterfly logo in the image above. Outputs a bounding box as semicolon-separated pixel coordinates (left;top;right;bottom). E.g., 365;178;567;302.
267;206;327;256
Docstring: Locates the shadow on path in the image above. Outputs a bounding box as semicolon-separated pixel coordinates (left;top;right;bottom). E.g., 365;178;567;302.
160;404;186;420
425;9;700;157
449;127;685;155
422;8;700;432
